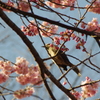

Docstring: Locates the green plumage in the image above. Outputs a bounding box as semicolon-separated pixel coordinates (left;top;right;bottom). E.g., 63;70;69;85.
45;44;81;76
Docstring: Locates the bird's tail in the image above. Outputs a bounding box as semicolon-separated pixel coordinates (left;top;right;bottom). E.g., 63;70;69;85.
73;67;81;76
69;64;81;76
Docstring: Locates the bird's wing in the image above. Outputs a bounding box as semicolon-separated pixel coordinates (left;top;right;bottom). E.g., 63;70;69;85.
59;51;74;66
59;51;81;76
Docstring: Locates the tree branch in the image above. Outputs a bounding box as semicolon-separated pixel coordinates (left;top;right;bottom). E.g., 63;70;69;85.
0;1;100;38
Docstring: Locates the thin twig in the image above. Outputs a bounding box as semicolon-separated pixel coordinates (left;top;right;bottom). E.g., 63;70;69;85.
69;79;100;91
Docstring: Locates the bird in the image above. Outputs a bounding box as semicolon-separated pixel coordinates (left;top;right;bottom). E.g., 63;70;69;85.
43;43;81;76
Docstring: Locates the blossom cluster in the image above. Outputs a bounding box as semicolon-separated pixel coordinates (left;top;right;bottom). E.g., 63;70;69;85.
14;86;35;99
69;77;100;100
22;19;86;51
40;21;58;37
0;60;14;83
53;29;86;51
0;0;77;11
16;65;43;85
0;57;45;85
14;57;29;74
14;57;44;85
81;77;100;98
69;91;81;100
81;18;100;33
86;0;100;14
0;57;50;99
21;20;39;36
21;21;58;37
0;0;30;12
2;0;100;14
45;0;76;9
18;0;30;12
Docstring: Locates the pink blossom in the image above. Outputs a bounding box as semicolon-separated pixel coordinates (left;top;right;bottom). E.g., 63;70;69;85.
0;60;14;75
59;30;72;41
81;77;100;98
61;47;69;52
16;65;43;85
25;86;35;96
0;61;12;70
16;74;30;85
76;39;86;50
14;57;29;74
53;36;60;45
13;87;35;99
18;0;30;12
62;81;67;85
59;29;86;51
40;22;58;37
27;66;43;85
69;91;81;100
22;21;58;37
30;76;43;85
33;65;40;72
21;20;38;36
71;33;77;40
81;18;100;33
45;0;76;9
0;72;9;84
86;0;100;14
75;37;81;42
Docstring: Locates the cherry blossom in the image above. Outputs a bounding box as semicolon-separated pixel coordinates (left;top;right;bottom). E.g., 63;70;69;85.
18;0;30;12
16;65;43;85
27;65;43;85
69;77;100;100
53;36;60;45
0;72;9;84
86;0;100;14
16;74;30;85
40;21;58;37
59;29;86;51
62;81;67;85
21;20;39;36
45;0;76;9
22;21;58;37
14;57;29;74
81;18;100;33
81;77;100;98
0;61;12;71
87;18;100;32
0;60;14;75
60;30;71;42
69;91;81;100
13;86;35;99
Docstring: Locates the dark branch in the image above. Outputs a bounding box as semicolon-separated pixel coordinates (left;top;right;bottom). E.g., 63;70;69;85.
0;1;100;39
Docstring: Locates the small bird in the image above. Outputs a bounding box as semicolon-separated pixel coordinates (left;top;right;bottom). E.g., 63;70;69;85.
44;44;81;76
